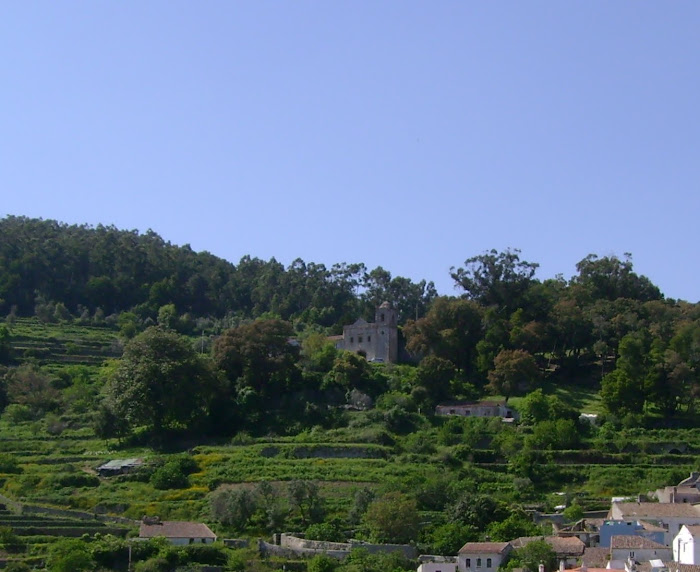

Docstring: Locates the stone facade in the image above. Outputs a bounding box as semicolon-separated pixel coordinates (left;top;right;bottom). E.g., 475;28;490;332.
335;302;398;363
435;401;519;421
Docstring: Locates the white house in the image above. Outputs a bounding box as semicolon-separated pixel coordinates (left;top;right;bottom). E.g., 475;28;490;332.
608;502;700;545
673;525;700;564
139;519;217;545
609;535;671;562
457;542;512;572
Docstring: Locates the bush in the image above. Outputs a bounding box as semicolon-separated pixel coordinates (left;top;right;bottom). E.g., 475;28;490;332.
55;473;100;488
0;454;21;474
150;463;189;490
179;543;228;566
150;455;199;490
3;404;33;423
308;553;339;572
305;522;344;542
135;557;170;572
0;526;25;553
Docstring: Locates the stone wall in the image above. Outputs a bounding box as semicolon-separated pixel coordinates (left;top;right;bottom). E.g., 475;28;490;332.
277;533;416;560
0;492;136;526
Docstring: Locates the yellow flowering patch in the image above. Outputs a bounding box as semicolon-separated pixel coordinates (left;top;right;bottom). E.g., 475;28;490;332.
159;486;208;501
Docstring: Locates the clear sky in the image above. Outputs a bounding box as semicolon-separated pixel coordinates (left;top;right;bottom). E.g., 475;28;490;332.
2;2;698;302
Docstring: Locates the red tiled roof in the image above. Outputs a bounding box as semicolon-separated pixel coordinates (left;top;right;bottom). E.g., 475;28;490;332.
610;535;665;549
581;547;610;568
613;502;700;518
668;564;700;572
139;521;217;540
510;536;585;556
459;542;511;554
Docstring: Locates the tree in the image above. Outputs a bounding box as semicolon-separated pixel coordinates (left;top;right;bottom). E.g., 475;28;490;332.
447;493;508;530
519;389;578;425
404;297;484;374
255;480;285;531
363;492;419;544
360;266;437;324
505;539;558;572
348;487;375;525
46;539;94;572
288;480;325;526
103;327;217;438
573;253;662;302
486;512;543;542
526;419;580;450
324;351;378;396
487;349;540;399
4;364;59;417
450;248;539;312
428;522;478;555
210;488;257;530
213;319;300;397
414;355;457;406
600;330;651;416
563;501;584;523
0;325;12;364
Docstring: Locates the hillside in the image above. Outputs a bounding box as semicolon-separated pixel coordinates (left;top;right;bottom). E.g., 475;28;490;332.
0;217;699;570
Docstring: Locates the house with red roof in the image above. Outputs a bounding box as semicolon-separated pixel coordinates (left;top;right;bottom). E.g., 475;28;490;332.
139;518;217;546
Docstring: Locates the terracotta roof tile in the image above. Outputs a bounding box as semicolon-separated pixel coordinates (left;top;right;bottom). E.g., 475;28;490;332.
610;535;666;549
668;564;700;572
458;542;511;554
613;502;700;519
510;536;584;556
581;547;610;568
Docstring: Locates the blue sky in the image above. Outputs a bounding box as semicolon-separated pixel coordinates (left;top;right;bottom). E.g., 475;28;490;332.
2;2;698;302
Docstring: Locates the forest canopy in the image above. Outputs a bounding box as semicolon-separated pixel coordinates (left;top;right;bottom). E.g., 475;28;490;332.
1;215;699;429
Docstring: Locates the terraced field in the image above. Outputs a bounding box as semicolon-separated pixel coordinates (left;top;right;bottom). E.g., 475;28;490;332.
7;318;122;367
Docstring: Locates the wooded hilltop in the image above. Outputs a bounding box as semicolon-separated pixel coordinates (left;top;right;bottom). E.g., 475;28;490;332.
0;215;698;571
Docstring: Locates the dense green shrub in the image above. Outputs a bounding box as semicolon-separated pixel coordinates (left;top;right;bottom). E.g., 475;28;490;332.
305;522;345;542
150;455;199;490
150;463;189;490
55;473;100;488
0;453;21;474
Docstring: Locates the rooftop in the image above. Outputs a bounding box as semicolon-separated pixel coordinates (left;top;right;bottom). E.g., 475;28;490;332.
510;536;585;556
139;521;217;540
613;502;700;519
458;542;511;554
580;547;610;568
610;535;666;549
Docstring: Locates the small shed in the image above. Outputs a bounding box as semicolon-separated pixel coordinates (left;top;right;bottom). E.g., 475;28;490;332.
97;458;143;477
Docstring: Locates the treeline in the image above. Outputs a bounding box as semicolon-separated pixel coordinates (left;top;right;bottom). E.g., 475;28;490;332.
2;216;700;423
406;249;700;419
0;216;436;329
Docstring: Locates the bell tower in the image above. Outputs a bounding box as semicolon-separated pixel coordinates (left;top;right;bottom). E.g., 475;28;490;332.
375;301;397;327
